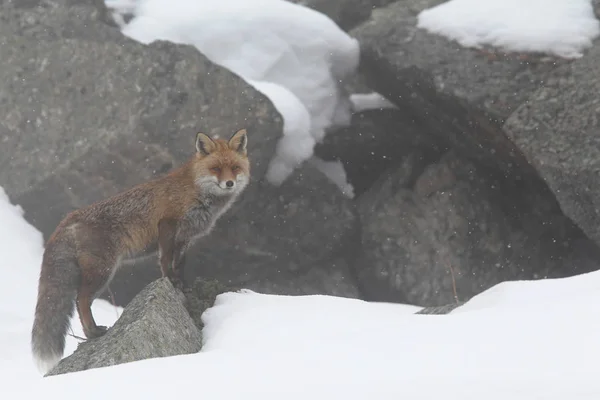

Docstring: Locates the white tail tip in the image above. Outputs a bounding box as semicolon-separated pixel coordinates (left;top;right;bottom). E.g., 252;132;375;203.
33;349;61;376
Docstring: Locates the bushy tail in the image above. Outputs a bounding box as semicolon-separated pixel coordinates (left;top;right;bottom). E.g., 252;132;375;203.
31;251;80;375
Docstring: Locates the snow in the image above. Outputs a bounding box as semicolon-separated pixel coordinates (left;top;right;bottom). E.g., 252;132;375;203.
4;184;600;398
107;0;363;186
246;79;315;186
417;0;600;59
350;92;398;113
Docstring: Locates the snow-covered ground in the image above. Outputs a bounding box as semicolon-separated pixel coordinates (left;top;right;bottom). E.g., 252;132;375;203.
3;185;600;398
417;0;600;59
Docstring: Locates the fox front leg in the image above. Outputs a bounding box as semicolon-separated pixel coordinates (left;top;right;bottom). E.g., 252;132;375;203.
157;218;181;289
170;241;189;290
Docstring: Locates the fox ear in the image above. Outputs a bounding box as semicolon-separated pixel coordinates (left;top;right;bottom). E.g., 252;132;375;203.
228;128;247;155
196;132;216;156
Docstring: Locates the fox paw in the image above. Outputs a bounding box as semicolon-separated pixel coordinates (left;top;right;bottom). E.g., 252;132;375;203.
86;325;108;340
168;276;184;291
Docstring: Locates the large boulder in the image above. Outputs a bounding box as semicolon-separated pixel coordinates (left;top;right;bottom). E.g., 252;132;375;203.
350;0;573;186
46;278;202;377
504;43;600;249
0;0;360;305
355;151;600;306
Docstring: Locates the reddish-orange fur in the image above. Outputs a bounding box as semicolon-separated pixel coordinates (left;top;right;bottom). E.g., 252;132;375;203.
31;129;250;375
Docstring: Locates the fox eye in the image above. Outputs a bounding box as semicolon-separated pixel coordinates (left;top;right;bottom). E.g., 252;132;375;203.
211;167;221;173
231;165;240;172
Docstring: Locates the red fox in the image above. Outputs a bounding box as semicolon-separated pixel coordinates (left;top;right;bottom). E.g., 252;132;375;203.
31;129;250;374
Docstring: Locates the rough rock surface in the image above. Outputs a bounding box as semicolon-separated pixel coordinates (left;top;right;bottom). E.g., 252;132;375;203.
183;278;238;331
106;165;360;305
504;43;600;249
46;278;202;377
315;108;442;197
355;151;600;306
287;0;396;31
0;0;360;304
350;0;573;184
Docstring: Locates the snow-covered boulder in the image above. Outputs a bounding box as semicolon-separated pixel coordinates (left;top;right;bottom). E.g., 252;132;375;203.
117;0;361;185
0;0;280;201
352;0;599;184
331;0;600;305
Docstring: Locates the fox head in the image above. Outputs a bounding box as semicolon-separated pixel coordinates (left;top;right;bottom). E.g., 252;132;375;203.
192;128;251;197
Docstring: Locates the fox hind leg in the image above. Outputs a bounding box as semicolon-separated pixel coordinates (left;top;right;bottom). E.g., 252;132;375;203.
76;254;116;339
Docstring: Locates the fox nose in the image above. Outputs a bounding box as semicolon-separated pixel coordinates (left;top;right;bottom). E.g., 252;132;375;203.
226;180;234;188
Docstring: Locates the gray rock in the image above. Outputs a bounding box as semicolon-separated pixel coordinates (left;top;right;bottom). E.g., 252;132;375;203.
314;108;443;197
287;0;396;30
103;164;360;305
46;278;202;377
356;151;600;307
415;302;464;315
504;43;600;249
350;0;574;185
183;277;239;331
